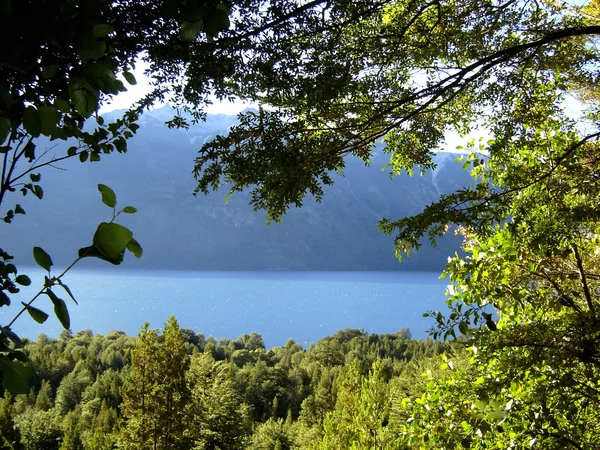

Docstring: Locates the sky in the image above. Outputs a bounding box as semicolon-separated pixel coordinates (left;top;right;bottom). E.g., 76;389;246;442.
98;59;253;116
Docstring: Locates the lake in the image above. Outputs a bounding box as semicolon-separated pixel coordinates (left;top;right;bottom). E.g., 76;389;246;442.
8;269;448;348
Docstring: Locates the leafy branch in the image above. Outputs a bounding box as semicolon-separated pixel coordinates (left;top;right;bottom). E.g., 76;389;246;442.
0;184;142;394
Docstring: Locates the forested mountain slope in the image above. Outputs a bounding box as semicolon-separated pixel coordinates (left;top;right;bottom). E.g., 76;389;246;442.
5;105;471;271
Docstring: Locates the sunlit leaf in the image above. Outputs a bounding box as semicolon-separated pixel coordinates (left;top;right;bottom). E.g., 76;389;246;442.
98;184;117;208
92;222;133;260
126;237;143;258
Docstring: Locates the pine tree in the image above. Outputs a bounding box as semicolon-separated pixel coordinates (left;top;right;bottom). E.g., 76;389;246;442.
86;401;118;450
186;353;251;450
34;379;53;411
119;317;190;450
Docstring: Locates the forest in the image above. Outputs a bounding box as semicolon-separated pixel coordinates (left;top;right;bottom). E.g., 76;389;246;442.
0;318;450;449
2;0;600;448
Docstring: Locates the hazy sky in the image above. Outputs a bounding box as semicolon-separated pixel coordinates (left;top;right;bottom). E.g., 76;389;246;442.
99;59;253;115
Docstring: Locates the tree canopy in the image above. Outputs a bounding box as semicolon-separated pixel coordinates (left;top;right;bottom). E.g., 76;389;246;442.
188;1;600;447
0;0;233;392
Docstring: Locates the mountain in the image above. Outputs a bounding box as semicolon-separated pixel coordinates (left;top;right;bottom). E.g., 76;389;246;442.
3;105;473;271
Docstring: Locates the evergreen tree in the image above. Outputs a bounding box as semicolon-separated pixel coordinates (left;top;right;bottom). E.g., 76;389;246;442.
35;379;53;411
85;401;118;450
0;393;18;449
120;317;190;450
186;353;251;450
119;324;159;450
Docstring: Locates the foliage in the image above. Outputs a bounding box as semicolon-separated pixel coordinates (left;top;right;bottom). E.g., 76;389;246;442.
186;353;251;450
0;325;441;449
180;1;600;448
0;184;141;395
191;0;600;224
120;317;190;450
0;0;238;394
4;1;600;448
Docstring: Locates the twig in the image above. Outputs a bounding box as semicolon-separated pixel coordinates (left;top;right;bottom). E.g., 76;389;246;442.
6;255;84;330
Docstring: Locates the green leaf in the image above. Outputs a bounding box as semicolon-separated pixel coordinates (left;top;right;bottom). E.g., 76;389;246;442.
11;351;28;362
126;237;143;258
22;303;49;324
93;222;133;260
79;150;89;162
15;275;31;286
93;24;114;38
113;137;127;152
90;152;101;162
23;141;36;162
29;173;41;182
33;246;53;271
67;146;77;156
41;65;57;79
79;34;107;62
78;245;124;265
33;185;43;199
0;85;13;111
14;204;25;214
54;297;70;329
0;117;10;145
0;355;35;395
214;7;230;31
22;106;41;137
57;281;77;304
1;327;22;347
98;184;117;208
123;71;137;85
458;321;469;335
180;21;203;41
0;291;10;306
45;290;70;329
70;88;88;115
486;317;497;331
215;3;231;14
54;98;71;113
122;206;137;214
38;105;61;135
69;82;99;118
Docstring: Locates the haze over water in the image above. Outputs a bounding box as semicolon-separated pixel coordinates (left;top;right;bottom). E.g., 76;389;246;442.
11;269;447;347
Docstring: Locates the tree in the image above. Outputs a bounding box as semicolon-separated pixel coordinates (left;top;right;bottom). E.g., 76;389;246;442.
320;360;393;449
182;1;600;448
185;353;251;450
5;1;600;446
34;379;53;411
250;418;292;450
85;400;119;450
0;0;236;393
191;1;600;219
13;408;62;450
119;317;190;450
398;127;600;448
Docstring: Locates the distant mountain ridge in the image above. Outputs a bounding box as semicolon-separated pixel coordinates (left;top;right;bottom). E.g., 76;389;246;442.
3;105;473;271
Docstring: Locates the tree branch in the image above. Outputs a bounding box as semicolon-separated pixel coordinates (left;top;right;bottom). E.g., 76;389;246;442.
571;243;594;314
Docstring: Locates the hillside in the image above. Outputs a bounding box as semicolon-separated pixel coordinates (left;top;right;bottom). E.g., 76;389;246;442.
3;105;473;271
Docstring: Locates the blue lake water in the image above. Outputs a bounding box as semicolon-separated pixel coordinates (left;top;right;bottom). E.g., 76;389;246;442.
8;269;448;348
